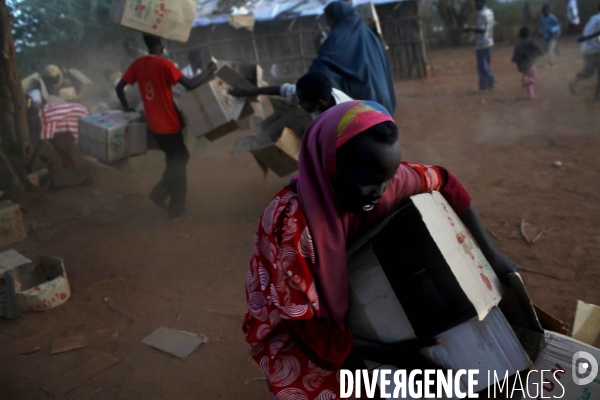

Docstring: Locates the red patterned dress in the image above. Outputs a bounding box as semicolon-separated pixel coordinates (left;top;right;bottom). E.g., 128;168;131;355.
243;162;471;400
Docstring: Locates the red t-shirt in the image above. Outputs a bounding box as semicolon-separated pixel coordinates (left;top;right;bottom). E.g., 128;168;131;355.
122;55;184;134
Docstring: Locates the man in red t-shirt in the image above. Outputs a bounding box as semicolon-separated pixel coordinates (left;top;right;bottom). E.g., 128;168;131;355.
116;34;216;219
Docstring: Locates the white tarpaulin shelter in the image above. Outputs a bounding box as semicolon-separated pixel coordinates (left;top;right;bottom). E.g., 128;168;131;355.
192;0;400;26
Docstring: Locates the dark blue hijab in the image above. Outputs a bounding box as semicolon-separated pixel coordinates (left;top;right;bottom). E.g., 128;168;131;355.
309;2;396;115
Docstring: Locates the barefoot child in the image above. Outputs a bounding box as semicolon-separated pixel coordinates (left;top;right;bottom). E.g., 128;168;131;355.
512;27;543;99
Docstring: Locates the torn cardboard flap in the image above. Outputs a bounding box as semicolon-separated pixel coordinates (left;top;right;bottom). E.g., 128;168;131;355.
411;192;503;320
232;128;301;177
142;327;208;359
0;202;27;248
572;300;600;346
346;191;503;340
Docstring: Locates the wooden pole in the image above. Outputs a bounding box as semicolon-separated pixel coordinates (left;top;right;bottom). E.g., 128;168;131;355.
0;0;31;163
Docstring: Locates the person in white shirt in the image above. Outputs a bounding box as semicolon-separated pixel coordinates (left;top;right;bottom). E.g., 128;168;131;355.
228;71;352;119
181;48;204;78
569;4;600;102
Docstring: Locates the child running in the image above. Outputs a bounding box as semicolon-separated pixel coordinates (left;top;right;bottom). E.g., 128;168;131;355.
512;27;543;99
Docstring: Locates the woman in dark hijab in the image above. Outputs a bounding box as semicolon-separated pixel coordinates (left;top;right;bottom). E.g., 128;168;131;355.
309;1;397;115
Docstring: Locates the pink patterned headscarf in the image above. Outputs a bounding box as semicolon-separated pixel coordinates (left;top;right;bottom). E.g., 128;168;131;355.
297;100;421;329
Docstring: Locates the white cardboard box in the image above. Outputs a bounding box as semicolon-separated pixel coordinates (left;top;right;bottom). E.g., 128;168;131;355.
346;191;503;340
0;202;27;248
14;255;70;313
178;66;254;141
109;0;196;43
345;192;530;398
515;329;600;400
78;112;142;163
0;252;70;317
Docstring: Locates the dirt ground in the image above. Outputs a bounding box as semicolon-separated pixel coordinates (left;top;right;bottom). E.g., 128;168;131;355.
1;38;599;400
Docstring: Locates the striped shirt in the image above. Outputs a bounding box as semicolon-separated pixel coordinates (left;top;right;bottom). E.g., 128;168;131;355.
40;103;89;140
476;7;495;49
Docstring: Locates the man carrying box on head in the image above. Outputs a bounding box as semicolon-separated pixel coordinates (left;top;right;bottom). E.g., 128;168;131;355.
116;34;217;220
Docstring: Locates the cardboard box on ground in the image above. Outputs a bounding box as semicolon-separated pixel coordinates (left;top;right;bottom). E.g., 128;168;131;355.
178;65;256;141
0;250;71;319
78;111;147;163
109;0;196;43
345;191;600;398
231;97;312;177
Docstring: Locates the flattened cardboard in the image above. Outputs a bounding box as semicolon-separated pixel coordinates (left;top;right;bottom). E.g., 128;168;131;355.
0;334;42;359
109;0;195;43
50;328;119;354
0;250;32;272
142;327;208;359
42;353;120;397
0;202;27;247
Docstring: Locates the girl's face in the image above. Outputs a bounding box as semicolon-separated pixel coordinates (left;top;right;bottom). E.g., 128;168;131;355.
334;135;402;214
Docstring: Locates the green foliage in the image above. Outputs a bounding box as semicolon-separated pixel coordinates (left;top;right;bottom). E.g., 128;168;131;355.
7;0;134;75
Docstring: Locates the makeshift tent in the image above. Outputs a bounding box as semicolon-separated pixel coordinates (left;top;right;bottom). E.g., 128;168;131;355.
167;0;428;85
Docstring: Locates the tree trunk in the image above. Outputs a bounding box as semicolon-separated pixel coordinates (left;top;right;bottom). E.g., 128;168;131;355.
0;0;31;163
